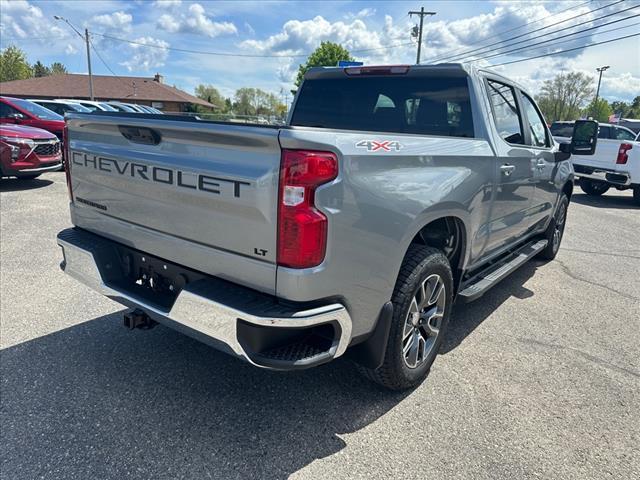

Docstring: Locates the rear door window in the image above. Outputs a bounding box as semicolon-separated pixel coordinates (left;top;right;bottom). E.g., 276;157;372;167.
598;126;611;139
520;93;550;147
486;80;524;145
291;75;474;138
613;127;636;141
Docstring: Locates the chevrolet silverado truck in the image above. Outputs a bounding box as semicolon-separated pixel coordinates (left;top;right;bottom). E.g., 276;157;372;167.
57;64;598;390
551;121;640;205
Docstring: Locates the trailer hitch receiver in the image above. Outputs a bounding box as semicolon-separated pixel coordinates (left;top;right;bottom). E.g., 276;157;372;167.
123;309;157;330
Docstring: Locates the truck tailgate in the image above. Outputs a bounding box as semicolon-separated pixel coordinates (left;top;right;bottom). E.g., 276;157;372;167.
66;114;282;293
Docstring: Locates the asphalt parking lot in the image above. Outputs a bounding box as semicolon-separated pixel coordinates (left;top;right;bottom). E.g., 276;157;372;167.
1;172;639;480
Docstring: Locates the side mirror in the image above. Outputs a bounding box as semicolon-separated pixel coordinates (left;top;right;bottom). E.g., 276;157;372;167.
570;119;598;155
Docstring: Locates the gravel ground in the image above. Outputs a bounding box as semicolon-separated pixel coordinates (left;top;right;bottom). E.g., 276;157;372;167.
1;172;638;480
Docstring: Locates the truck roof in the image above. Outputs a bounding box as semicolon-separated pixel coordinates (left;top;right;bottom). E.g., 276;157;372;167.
303;63;530;96
305;63;472;80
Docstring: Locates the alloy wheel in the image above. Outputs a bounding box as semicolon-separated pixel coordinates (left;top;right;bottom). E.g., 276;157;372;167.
553;201;567;252
402;274;446;369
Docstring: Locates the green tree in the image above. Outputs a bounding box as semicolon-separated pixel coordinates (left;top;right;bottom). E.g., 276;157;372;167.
0;45;32;82
231;88;285;118
194;84;225;110
233;87;257;116
585;98;613;122
535;72;594;122
628;96;640;118
295;41;354;87
33;60;51;77
49;62;68;75
610;100;630;118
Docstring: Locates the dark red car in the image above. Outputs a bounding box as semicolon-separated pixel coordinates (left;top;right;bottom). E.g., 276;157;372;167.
0;96;65;141
0;124;62;179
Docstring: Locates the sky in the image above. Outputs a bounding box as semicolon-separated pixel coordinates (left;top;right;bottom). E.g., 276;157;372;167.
1;0;639;102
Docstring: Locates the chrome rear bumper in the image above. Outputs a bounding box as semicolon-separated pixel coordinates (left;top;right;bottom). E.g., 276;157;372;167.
57;228;352;370
574;165;631;186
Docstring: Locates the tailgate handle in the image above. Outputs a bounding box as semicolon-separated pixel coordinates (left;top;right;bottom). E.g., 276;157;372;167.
118;126;161;145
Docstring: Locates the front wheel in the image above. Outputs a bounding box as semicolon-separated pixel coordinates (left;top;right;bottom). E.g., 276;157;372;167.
359;245;453;390
17;174;41;180
537;194;569;261
580;178;609;196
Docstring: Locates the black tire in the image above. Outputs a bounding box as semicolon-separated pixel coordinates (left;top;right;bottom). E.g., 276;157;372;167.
580;178;609;196
633;186;640;206
537;194;569;261
17;174;41;180
359;245;453;390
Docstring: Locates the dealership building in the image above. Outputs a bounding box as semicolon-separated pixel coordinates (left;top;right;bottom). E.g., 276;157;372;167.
0;73;215;112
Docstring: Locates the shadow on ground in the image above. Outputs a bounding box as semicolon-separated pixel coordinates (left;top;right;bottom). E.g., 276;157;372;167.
1;314;408;480
1;260;542;479
443;260;538;353
571;192;639;210
0;177;53;192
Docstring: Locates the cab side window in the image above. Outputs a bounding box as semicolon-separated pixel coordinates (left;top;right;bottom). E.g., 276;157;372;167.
487;80;524;145
521;93;550;147
613;127;636;141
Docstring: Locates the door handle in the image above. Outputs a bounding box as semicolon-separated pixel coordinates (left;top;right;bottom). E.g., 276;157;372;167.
500;164;516;176
536;160;546;170
118;125;161;145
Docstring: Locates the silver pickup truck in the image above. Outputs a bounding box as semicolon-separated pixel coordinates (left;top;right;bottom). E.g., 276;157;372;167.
57;64;597;390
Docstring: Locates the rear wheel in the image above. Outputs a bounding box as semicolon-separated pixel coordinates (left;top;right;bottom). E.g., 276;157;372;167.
359;245;453;390
537;194;569;261
633;186;640;206
580;178;609;196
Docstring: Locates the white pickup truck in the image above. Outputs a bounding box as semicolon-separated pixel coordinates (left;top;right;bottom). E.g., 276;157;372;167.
551;121;640;204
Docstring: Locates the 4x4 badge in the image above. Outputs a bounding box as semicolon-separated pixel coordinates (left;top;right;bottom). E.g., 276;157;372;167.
356;140;403;152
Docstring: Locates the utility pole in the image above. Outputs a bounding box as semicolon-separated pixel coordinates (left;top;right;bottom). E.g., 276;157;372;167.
594;65;610;105
409;7;436;64
54;16;94;100
85;28;94;100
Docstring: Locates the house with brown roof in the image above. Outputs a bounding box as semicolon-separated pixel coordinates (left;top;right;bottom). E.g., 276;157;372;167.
0;73;215;112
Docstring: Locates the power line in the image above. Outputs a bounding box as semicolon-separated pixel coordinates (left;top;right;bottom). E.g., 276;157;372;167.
91;32;416;58
88;37;136;93
469;12;640;63
426;0;593;62
432;0;625;63
456;3;639;63
488;31;640;67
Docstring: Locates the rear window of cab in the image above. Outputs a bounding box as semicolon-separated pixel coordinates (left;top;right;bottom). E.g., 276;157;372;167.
291;75;475;138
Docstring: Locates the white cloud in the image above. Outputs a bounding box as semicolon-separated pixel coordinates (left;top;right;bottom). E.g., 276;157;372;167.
65;43;78;55
157;3;237;37
90;11;132;33
242;3;639;101
241;15;409;58
120;36;170;71
0;0;67;41
345;8;376;20
152;0;181;7
602;72;640;101
244;22;255;36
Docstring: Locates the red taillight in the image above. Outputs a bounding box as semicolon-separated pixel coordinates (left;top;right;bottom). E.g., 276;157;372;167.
616;143;632;164
63;124;73;202
277;149;338;269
